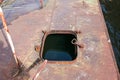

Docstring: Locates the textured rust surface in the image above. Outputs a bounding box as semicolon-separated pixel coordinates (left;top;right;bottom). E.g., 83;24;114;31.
0;0;119;80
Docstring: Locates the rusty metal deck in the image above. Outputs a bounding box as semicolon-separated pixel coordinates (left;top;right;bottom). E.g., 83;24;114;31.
0;0;119;80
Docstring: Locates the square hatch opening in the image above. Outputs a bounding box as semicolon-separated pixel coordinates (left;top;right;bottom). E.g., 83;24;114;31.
40;31;77;61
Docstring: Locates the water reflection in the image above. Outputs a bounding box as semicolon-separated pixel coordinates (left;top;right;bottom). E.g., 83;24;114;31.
100;0;120;72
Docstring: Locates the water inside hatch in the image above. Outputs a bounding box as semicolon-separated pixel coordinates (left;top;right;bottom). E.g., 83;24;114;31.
42;33;77;61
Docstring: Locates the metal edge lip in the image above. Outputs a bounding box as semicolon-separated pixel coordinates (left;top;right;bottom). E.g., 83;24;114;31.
39;30;78;64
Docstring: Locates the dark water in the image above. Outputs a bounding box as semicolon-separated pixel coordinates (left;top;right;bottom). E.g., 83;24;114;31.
44;51;72;61
100;0;120;72
42;34;77;61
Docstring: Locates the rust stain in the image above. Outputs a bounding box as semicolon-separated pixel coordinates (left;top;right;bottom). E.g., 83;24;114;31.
0;0;119;80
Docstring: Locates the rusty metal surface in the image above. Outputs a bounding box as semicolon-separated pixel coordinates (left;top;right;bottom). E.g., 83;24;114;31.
0;29;18;80
0;0;119;80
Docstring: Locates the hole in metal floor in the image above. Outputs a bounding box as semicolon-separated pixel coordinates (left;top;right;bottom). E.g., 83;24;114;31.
41;33;77;61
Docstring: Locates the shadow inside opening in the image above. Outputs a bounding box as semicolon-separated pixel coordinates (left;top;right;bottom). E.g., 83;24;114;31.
42;34;77;61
